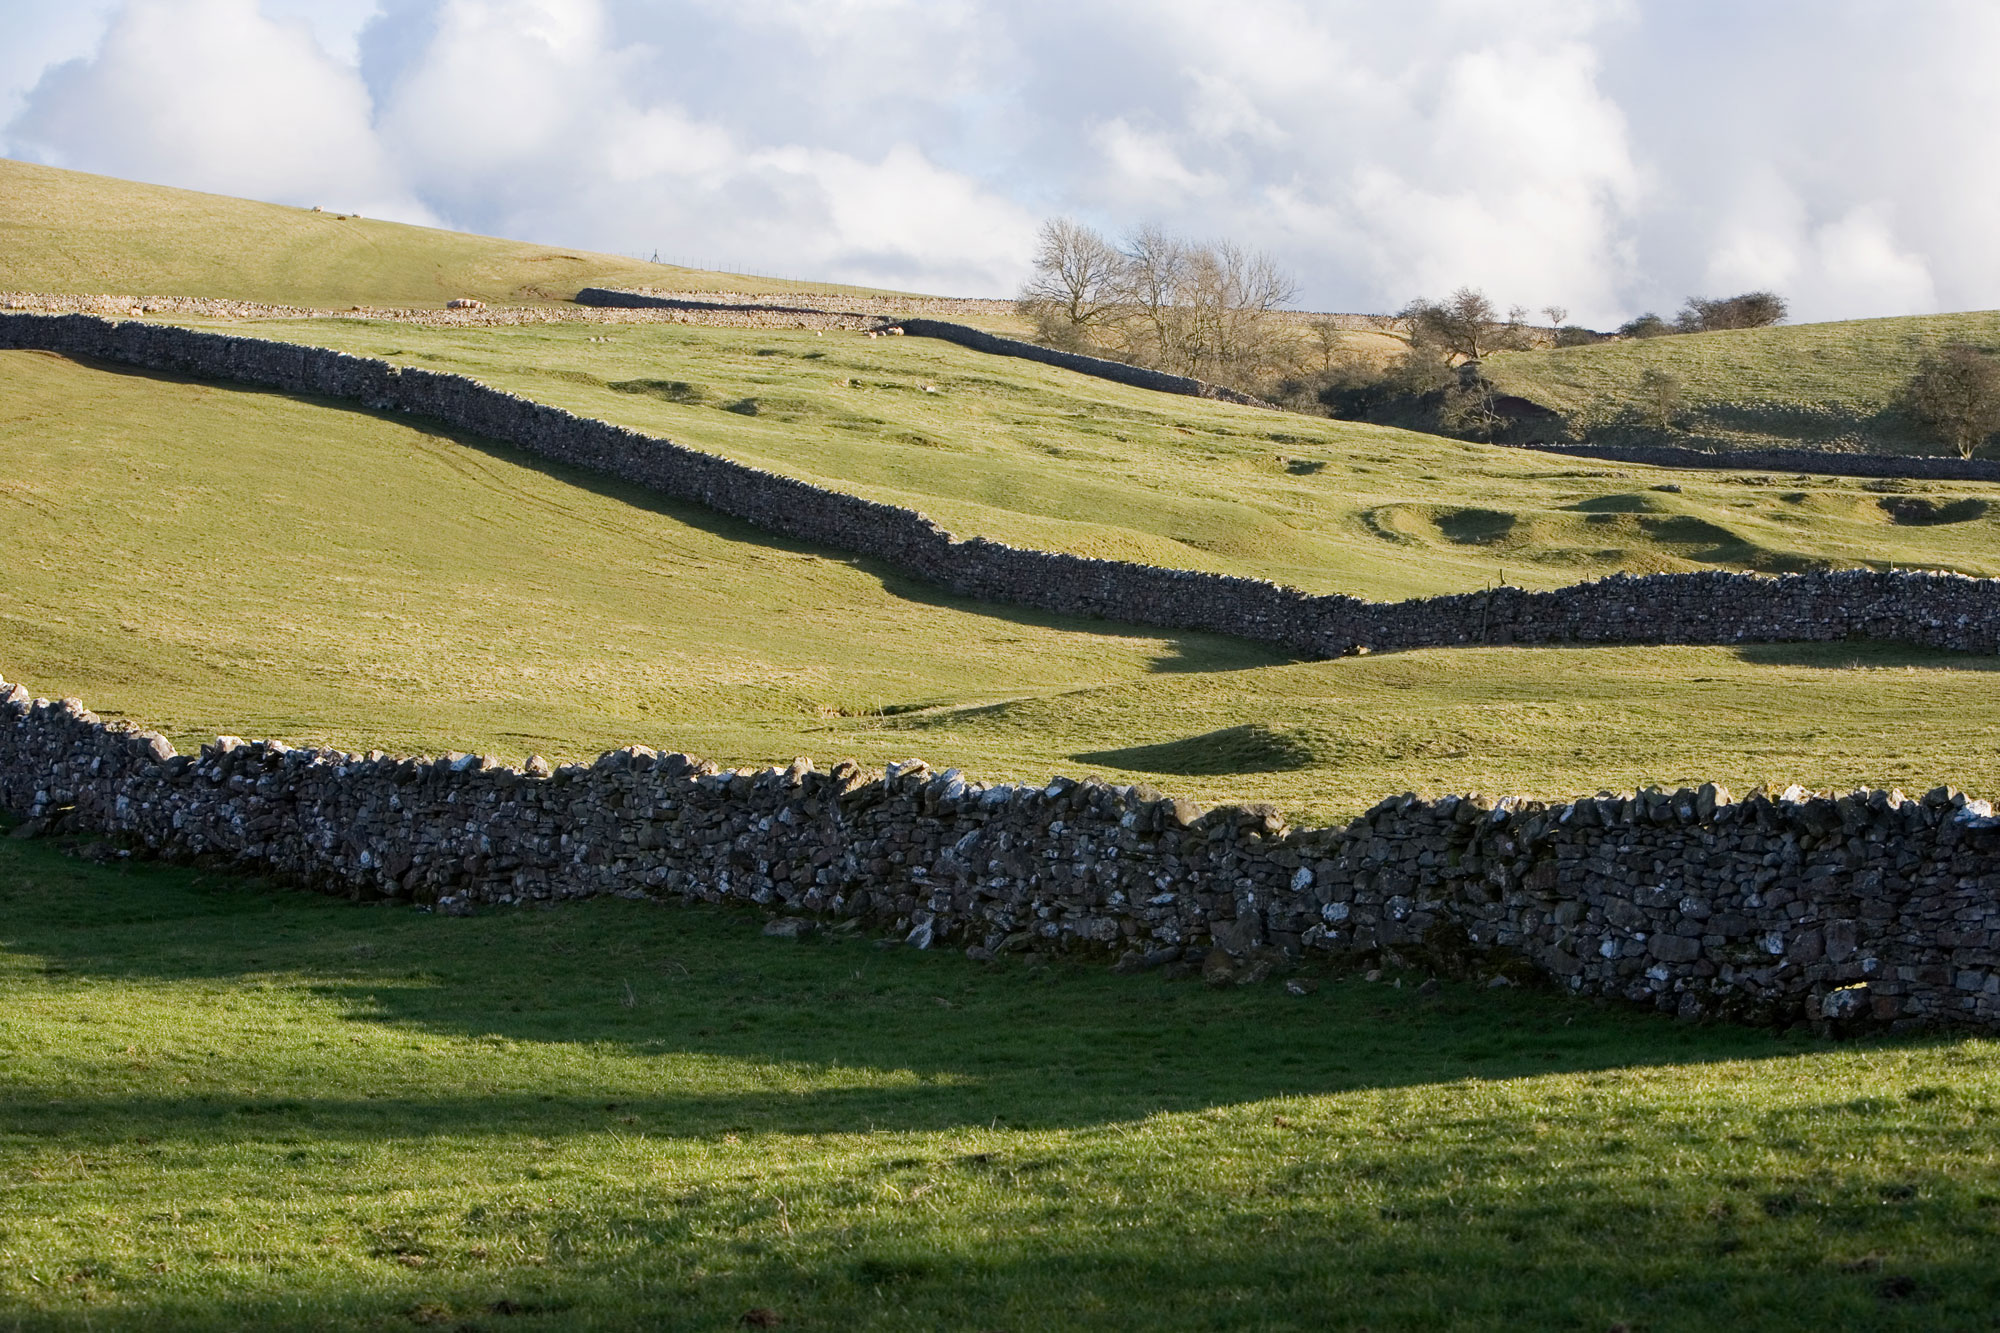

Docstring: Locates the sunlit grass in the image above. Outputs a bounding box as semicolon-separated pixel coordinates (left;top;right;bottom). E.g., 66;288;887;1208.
1486;311;2000;455
3;837;1998;1330
6;350;2000;822
0;158;890;308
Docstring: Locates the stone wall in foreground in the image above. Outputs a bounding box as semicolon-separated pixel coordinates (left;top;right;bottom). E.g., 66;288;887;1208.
8;312;2000;663
7;677;2000;1033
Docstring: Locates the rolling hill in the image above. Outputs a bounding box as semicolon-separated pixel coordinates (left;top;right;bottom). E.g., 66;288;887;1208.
9;161;2000;1333
207;316;2000;601
0;158;895;308
8;344;2000;822
1484;311;2000;456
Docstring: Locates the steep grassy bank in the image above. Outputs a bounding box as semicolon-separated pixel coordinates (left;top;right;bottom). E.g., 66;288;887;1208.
6;349;2000;822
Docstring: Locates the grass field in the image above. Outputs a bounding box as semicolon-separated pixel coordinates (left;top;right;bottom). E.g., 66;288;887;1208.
5;834;1999;1331
6;347;2000;822
0;160;893;308
9;164;2000;1331
183;318;2000;602
1485;312;2000;456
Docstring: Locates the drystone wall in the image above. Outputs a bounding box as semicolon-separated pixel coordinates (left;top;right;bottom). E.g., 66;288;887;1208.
883;318;1280;408
1502;438;2000;485
8;312;2000;664
575;289;1277;405
574;287;1018;324
8;676;2000;1033
0;290;832;330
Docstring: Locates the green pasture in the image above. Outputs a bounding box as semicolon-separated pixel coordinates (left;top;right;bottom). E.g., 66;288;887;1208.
189;318;2000;602
0;159;887;308
1485;312;2000;456
4;836;1998;1331
5;348;2000;822
8;162;2000;1332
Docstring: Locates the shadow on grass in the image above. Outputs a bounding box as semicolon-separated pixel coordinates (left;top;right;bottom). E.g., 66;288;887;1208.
15;1217;1986;1333
0;838;1864;1143
1732;641;2000;672
1074;722;1323;775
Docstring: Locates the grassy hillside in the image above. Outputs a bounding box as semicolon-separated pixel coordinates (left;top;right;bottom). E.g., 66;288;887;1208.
210;317;2000;602
1485;311;2000;456
6;838;2000;1330
7;348;2000;821
0;159;896;308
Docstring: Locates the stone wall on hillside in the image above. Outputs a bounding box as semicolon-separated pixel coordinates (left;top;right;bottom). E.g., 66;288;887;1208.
1501;439;2000;484
7;677;2000;1034
574;289;1278;405
8;312;2000;665
887;318;1280;408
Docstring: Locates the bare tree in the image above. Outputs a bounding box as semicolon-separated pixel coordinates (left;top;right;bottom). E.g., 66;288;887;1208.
1307;316;1348;372
1016;218;1124;350
1677;291;1787;332
1401;287;1531;363
1439;380;1505;440
1099;227;1300;387
1904;343;2000;458
1109;225;1190;370
1542;305;1569;329
1176;240;1299;382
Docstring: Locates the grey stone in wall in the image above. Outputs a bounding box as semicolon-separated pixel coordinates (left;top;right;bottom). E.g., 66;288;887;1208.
6;675;2000;1034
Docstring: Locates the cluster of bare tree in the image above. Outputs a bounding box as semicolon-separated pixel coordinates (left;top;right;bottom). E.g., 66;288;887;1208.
1399;288;1538;362
1017;219;1300;391
1618;291;1788;339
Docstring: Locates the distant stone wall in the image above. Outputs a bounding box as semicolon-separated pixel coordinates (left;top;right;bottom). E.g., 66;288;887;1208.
889;318;1280;408
8;312;2000;664
576;287;1018;324
1501;438;2000;484
573;288;1279;406
9;677;2000;1033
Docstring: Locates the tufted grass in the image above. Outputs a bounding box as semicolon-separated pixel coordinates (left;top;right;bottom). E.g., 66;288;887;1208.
0;159;891;308
7;348;2000;822
1484;312;2000;456
4;835;2000;1331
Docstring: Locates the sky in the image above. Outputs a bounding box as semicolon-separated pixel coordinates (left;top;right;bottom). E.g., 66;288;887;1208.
2;0;1996;325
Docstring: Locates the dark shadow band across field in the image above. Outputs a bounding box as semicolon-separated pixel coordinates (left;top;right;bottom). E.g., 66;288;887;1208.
0;836;1915;1136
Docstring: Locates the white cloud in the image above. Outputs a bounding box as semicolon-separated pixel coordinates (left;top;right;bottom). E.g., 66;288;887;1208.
1090;118;1221;201
4;0;2000;317
8;0;426;221
360;0;1038;291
